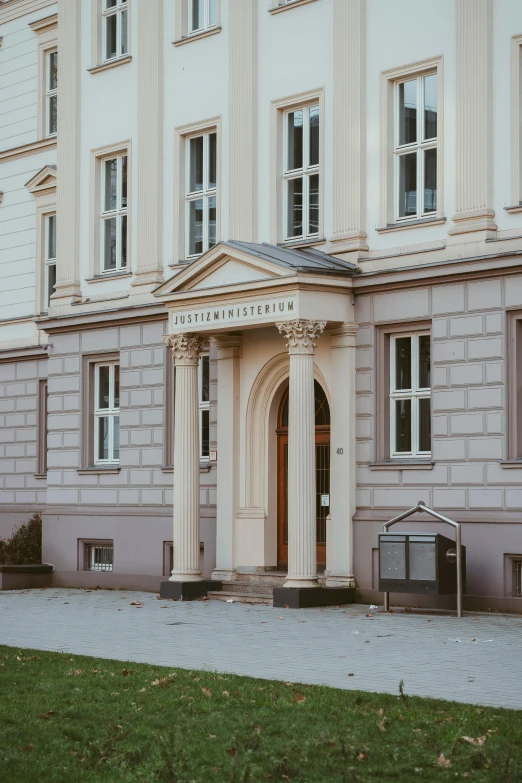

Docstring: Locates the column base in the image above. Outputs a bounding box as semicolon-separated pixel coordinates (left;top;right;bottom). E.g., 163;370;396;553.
325;575;356;589
160;580;222;601
273;586;356;609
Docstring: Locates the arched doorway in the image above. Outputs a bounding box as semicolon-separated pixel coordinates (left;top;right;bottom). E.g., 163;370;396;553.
276;380;330;570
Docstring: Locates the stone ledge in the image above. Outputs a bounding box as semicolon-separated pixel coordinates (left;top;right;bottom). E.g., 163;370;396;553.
0;564;53;574
273;586;356;609
0;564;53;590
160;580;222;601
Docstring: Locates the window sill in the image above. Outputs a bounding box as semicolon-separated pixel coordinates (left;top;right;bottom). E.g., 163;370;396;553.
376;217;446;234
88;56;132;75
173;27;221;47
368;460;434;470
78;466;121;475
504;205;522;214
85;272;132;283
280;237;326;250
162;462;212;474
499;460;522;469
269;0;319;14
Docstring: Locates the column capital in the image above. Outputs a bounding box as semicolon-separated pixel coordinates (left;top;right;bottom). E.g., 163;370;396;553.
164;333;204;366
276;320;326;355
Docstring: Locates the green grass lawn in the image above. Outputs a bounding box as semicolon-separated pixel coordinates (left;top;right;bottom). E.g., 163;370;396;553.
0;645;520;782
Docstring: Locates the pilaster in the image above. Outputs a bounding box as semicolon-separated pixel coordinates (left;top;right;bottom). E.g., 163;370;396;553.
449;0;497;237
326;324;357;588
229;0;257;241
212;335;242;582
132;0;165;288
51;0;82;304
330;0;367;253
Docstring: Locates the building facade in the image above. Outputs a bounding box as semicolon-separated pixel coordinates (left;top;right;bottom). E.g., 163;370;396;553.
1;0;522;609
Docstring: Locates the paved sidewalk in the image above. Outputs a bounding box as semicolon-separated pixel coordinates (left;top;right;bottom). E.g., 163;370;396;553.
1;588;521;710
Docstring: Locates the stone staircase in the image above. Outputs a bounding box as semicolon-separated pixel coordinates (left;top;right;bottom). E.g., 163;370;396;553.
207;570;327;605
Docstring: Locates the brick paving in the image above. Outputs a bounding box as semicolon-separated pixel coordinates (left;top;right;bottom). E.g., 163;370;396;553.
1;588;521;710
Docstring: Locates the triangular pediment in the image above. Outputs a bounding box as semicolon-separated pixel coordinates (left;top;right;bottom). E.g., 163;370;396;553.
25;165;57;195
154;242;289;296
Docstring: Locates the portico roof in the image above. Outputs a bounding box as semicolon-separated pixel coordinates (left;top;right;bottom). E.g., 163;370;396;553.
223;241;358;276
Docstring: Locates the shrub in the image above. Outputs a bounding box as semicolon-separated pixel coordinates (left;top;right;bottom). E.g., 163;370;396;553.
0;513;42;565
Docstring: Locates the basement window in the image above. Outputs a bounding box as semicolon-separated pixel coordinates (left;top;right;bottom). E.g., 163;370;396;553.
84;541;114;571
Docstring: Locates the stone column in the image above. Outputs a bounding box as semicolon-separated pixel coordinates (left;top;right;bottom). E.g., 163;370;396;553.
212;335;241;582
326;324;357;588
164;333;204;582
277;320;326;589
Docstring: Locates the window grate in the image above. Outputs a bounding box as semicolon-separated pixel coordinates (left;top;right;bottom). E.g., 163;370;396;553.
85;543;113;572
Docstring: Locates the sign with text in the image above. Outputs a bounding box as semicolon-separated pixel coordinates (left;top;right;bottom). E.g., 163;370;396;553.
169;296;298;333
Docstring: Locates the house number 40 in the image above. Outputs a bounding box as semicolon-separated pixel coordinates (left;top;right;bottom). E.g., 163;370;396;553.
336;448;344;455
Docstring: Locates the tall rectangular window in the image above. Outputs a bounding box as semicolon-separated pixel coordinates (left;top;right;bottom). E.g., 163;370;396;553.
45;214;57;310
199;354;210;460
186;132;217;258
390;334;431;458
394;73;437;221
101;155;128;272
102;0;128;63
94;363;120;464
188;0;217;35
284;104;320;241
45;49;57;137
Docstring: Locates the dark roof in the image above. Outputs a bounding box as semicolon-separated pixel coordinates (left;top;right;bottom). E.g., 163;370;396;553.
223;240;358;276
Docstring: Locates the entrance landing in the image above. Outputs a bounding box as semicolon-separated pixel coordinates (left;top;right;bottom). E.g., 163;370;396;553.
1;588;521;710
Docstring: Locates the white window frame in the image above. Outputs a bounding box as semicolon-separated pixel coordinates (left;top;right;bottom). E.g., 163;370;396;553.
84;541;114;572
45;48;57;138
393;73;437;223
185;130;217;259
283;103;320;242
102;0;128;64
94;363;120;465
188;0;217;35
100;153;128;274
44;213;56;311
389;333;431;459
199;353;210;461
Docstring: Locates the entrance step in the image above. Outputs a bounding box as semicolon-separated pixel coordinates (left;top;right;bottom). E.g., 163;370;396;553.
207;590;273;605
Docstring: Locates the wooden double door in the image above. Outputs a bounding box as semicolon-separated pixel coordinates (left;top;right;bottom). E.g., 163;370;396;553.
276;381;330;570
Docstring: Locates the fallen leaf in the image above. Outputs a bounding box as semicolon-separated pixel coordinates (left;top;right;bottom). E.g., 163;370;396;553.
461;735;487;746
378;720;386;732
122;668;132;676
222;690;229;697
348;673;354;676
413;729;422;733
201;688;212;697
130;601;143;606
18;744;34;752
151;679;160;686
138;688;146;693
357;752;368;761
487;728;498;734
40;711;56;719
437;754;451;768
471;637;476;642
294;693;306;703
227;747;238;757
209;734;216;739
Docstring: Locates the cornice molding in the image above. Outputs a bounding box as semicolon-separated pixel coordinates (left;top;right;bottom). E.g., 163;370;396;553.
0;136;56;163
0;0;54;24
28;12;57;33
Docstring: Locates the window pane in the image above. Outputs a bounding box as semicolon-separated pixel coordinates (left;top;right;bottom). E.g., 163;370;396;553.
398;152;417;218
309;173;319;235
191;0;204;31
106;0;117;7
208;0;217;26
113;416;120;461
398;79;417;145
201;409;210;458
48;95;57;135
201;355;209;402
105;13;117;60
121;9;128;55
103;217;117;270
287;110;303;171
114;365;120;408
189;136;204;192
120;215;127;268
189;199;204;255
287;177;303;238
423;74;437;140
47;263;56;309
309;105;319;166
208;133;217;189
419;398;431;453
49;51;58;90
121;155;128;208
208;195;216;249
98;417;109;460
395;337;411;390
418;335;431;389
395;399;412;453
47;215;56;260
104;159;117;211
424;148;437;213
98;366;110;409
